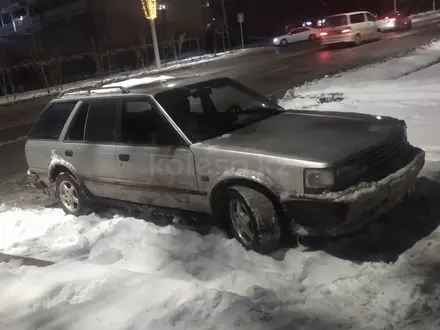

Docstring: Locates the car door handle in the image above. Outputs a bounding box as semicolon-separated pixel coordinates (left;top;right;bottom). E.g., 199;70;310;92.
65;150;73;157
119;154;130;162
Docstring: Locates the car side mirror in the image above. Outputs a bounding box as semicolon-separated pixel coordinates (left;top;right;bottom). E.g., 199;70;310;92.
269;95;278;105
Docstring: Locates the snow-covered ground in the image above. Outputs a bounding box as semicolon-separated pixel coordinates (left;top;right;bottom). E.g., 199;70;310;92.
0;49;256;106
3;40;440;330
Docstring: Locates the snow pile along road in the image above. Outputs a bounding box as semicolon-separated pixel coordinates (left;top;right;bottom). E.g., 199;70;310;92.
0;48;256;106
410;9;440;23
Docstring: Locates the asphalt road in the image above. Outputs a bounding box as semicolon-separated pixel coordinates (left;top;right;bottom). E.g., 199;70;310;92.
1;17;440;180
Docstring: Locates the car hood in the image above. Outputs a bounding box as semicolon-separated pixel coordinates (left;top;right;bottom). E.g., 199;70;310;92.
202;110;403;166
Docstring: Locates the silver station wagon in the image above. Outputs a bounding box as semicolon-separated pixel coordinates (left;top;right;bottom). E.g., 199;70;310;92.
25;76;425;253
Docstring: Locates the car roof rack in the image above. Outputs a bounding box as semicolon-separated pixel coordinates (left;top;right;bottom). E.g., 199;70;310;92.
58;85;130;97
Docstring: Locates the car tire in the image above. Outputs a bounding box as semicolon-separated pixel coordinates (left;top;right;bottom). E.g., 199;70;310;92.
280;38;288;47
225;186;281;254
376;29;382;39
308;34;317;41
56;173;88;216
354;34;361;46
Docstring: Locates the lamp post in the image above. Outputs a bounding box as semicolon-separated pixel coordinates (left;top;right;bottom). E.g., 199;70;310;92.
141;0;161;69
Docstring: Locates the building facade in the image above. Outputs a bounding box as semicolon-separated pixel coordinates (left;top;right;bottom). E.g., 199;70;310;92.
0;0;210;56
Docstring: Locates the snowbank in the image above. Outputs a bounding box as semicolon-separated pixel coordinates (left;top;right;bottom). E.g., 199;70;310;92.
2;201;440;330
281;39;440;161
0;49;257;106
410;9;440;23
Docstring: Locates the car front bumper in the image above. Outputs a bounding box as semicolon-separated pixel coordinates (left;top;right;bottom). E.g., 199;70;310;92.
282;148;425;237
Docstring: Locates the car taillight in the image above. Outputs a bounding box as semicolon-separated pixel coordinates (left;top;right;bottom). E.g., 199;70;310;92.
320;31;328;36
341;28;351;33
390;18;396;22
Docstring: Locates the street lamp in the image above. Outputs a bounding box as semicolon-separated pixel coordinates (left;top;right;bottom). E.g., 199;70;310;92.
141;0;161;69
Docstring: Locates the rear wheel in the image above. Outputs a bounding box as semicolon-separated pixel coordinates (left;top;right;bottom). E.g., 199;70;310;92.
224;186;281;254
376;29;382;39
56;173;88;216
354;34;362;46
308;34;317;41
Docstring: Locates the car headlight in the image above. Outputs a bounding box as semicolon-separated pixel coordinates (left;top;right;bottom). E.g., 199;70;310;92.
273;38;278;43
304;169;335;189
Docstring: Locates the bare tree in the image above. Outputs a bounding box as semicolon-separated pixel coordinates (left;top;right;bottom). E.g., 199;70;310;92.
89;36;104;78
167;30;187;61
47;54;63;91
132;34;148;69
30;35;50;93
0;53;16;101
103;36;113;74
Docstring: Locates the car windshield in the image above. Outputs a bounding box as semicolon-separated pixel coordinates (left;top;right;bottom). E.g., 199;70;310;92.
154;77;284;143
322;15;348;27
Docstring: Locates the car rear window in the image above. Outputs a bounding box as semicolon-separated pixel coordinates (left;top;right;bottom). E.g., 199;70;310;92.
322;15;348;27
28;101;77;140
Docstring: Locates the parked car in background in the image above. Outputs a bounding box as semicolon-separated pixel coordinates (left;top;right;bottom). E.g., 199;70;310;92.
320;11;381;46
25;76;425;254
273;26;320;46
376;11;412;32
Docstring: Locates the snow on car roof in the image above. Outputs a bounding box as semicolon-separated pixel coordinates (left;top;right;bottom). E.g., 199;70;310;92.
57;74;210;99
103;75;175;89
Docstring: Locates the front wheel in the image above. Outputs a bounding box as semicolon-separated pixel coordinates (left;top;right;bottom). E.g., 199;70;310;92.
225;186;281;254
354;34;362;46
56;173;88;216
308;34;317;41
280;38;288;47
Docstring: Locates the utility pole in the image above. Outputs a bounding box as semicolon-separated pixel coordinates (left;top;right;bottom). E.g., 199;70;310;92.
434;0;436;11
220;0;231;49
141;0;161;69
150;19;161;69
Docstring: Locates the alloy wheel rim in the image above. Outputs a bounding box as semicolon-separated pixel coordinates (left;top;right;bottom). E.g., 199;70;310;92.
229;198;254;245
59;181;79;213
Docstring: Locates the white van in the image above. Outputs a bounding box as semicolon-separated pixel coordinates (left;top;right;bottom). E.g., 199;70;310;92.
319;11;380;46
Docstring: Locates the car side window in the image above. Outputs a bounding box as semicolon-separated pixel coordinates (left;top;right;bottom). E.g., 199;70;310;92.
290;27;308;34
66;103;90;141
366;13;376;21
28;101;77;140
350;13;366;24
120;99;183;146
84;100;118;144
